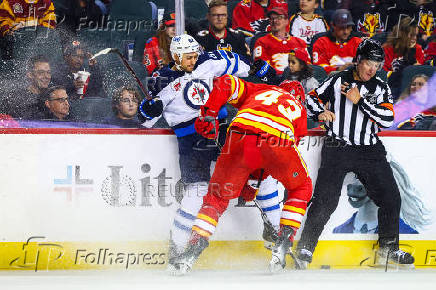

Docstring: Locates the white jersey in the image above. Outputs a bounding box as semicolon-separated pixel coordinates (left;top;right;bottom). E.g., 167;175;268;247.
289;13;329;45
145;50;250;134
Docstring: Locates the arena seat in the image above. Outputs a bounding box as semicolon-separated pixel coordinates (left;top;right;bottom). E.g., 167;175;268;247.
311;65;328;83
69;97;112;123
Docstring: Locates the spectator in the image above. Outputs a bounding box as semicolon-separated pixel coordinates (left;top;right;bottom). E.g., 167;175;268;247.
103;85;142;128
53;40;104;99
390;0;436;44
425;35;436;64
311;9;362;74
253;7;307;75
397;74;436;130
143;11;175;75
289;0;329;45
383;17;425;99
231;0;288;36
281;47;318;94
195;0;249;58
0;0;56;37
56;0;108;42
0;55;52;119
37;85;73;121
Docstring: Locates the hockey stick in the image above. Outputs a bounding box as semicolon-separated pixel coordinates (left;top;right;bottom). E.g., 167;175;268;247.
90;48;153;100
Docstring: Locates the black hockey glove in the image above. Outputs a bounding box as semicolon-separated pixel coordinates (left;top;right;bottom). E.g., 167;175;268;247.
391;57;407;72
138;97;163;121
249;59;277;83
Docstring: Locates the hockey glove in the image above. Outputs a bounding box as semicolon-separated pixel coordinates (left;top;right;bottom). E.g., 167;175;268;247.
194;106;219;139
391;57;407;72
249;59;277;83
138;97;163;121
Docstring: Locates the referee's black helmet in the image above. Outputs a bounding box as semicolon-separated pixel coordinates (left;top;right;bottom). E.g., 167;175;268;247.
354;38;384;63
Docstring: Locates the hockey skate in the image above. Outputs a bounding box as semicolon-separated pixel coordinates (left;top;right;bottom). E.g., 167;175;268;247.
168;234;209;276
375;244;415;270
294;248;313;270
262;221;279;251
166;236;179;272
269;226;294;273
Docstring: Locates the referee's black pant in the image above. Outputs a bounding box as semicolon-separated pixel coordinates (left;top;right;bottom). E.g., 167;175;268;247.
297;138;401;253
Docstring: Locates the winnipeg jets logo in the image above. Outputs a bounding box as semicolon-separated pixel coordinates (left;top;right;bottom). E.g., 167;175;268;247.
183;80;211;109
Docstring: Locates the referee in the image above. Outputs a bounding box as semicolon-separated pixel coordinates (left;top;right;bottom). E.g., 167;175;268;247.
295;39;415;268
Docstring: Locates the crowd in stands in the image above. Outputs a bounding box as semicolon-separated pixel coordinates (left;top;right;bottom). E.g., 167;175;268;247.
0;0;435;130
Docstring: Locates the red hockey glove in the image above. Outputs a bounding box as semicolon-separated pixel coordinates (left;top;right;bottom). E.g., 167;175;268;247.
194;106;219;139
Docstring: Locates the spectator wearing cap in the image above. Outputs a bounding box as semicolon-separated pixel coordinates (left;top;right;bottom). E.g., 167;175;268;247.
289;0;329;45
253;6;307;75
53;40;104;99
36;85;73;121
195;0;249;58
0;55;52;120
142;11;176;75
103;85;142;128
231;0;288;36
311;9;362;74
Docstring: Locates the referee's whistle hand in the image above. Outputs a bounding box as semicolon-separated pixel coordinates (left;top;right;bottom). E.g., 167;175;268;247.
318;110;336;122
345;86;361;105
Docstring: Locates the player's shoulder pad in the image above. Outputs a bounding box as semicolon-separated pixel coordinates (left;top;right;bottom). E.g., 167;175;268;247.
196;50;228;66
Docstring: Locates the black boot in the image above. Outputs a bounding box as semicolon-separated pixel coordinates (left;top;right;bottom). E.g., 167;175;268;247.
269;226;294;273
377;239;415;268
262;221;279;250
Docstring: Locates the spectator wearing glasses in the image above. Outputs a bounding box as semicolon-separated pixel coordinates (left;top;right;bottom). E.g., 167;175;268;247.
37;85;72;121
143;11;176;75
195;0;249;58
253;7;307;75
103;86;142;128
0;55;52;119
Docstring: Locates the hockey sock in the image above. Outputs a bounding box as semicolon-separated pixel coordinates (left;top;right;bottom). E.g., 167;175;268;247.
171;182;208;254
192;206;221;239
280;199;308;238
256;176;281;231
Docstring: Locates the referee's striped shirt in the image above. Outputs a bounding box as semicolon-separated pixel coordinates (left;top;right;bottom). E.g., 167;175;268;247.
306;68;394;145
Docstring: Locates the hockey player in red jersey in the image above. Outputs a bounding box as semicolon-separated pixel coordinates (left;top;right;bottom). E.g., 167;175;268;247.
169;75;313;275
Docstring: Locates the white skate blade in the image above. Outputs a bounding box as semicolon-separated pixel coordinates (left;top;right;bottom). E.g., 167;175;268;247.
167;263;191;276
269;255;285;274
264;241;274;251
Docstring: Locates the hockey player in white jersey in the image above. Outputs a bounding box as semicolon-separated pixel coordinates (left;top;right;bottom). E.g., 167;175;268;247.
137;34;282;268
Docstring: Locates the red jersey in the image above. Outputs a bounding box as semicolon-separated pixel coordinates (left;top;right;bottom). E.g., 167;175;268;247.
0;0;56;36
382;44;425;72
206;74;307;142
231;0;288;35
143;37;165;75
253;33;307;74
312;32;362;74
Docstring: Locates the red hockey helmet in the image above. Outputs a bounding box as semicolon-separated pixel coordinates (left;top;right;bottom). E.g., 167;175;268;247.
278;80;306;105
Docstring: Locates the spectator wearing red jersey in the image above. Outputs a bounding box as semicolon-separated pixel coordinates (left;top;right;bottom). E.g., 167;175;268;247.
383;17;425;73
231;0;288;36
0;0;56;36
311;9;362;74
253;6;307;74
383;17;425;99
142;11;176;75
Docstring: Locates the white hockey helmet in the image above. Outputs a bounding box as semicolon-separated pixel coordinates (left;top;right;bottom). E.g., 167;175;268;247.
170;34;201;62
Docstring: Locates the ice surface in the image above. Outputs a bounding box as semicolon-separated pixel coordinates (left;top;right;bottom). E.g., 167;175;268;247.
1;269;435;290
